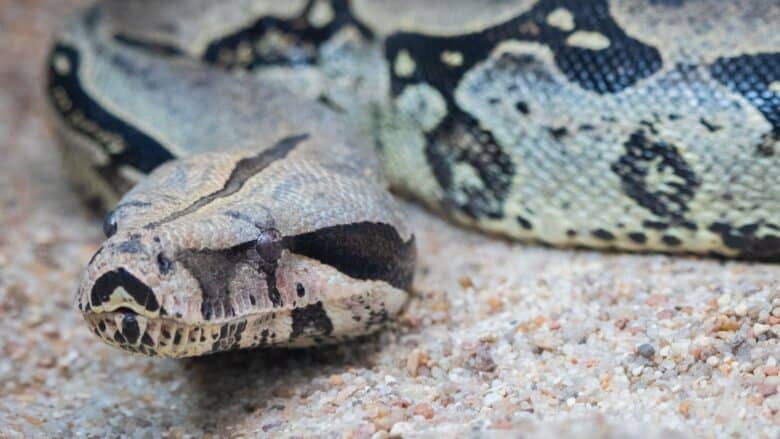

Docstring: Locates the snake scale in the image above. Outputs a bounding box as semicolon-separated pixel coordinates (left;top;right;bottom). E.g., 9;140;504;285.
45;0;780;357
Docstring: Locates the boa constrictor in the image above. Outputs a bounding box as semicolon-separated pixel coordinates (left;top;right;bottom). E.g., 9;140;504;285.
46;0;780;357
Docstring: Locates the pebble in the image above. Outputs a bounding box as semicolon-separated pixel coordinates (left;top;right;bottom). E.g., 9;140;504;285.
637;343;655;359
758;384;777;397
753;323;770;335
412;403;434;420
389;422;414;437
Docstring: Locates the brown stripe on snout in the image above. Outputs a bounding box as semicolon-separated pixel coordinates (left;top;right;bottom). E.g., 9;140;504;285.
284;222;416;290
145;134;309;228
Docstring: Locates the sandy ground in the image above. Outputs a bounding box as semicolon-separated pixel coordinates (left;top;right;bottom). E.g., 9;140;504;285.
0;2;778;438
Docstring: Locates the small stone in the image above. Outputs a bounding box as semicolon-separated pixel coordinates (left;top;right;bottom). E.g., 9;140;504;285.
717;293;732;308
659;346;671;357
679;400;692;417
753;323;771;335
412;403;434;420
486;296;503;313
389;422;414;437
329;374;344;386
631;365;645;376
645;294;667;306
706;356;720;367
772;307;780;318
758;384;777;397
458;276;473;289
734;302;748;317
637;343;655;359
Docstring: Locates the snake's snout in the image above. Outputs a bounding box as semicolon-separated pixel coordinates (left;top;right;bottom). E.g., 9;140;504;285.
85;267;161;315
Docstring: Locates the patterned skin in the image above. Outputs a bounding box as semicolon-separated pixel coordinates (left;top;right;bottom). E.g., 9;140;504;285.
46;0;780;357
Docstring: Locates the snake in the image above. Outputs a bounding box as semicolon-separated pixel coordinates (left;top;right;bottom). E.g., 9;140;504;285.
45;0;780;358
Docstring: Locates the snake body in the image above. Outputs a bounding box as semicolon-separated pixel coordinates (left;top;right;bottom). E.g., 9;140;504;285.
46;0;780;357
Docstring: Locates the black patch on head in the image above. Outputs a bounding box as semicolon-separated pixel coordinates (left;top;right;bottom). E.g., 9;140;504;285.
708;222;780;260
173;330;182;345
515;101;530;115
296;283;306;297
176;242;255;320
628;232;647;244
290;301;333;340
91;267;159;312
611;130;699;220
46;44;174;175
202;0;372;70
284;222;416;290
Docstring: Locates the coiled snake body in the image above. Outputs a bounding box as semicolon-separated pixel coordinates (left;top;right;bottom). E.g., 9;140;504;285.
46;0;780;357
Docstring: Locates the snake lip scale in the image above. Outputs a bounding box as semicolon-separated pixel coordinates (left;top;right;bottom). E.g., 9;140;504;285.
46;0;780;357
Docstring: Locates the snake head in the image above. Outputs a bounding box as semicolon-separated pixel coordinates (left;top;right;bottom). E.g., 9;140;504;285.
76;144;415;358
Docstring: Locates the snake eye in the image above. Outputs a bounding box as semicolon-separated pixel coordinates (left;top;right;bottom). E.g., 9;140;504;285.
255;228;283;266
103;211;118;237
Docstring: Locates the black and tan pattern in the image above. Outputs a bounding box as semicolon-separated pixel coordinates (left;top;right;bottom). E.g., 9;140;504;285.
46;0;780;357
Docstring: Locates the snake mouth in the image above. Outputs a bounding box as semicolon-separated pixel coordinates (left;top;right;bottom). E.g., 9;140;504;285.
82;306;254;358
83;306;190;357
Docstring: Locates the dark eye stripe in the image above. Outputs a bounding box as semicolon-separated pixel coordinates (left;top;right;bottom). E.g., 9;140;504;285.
284;222;416;290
